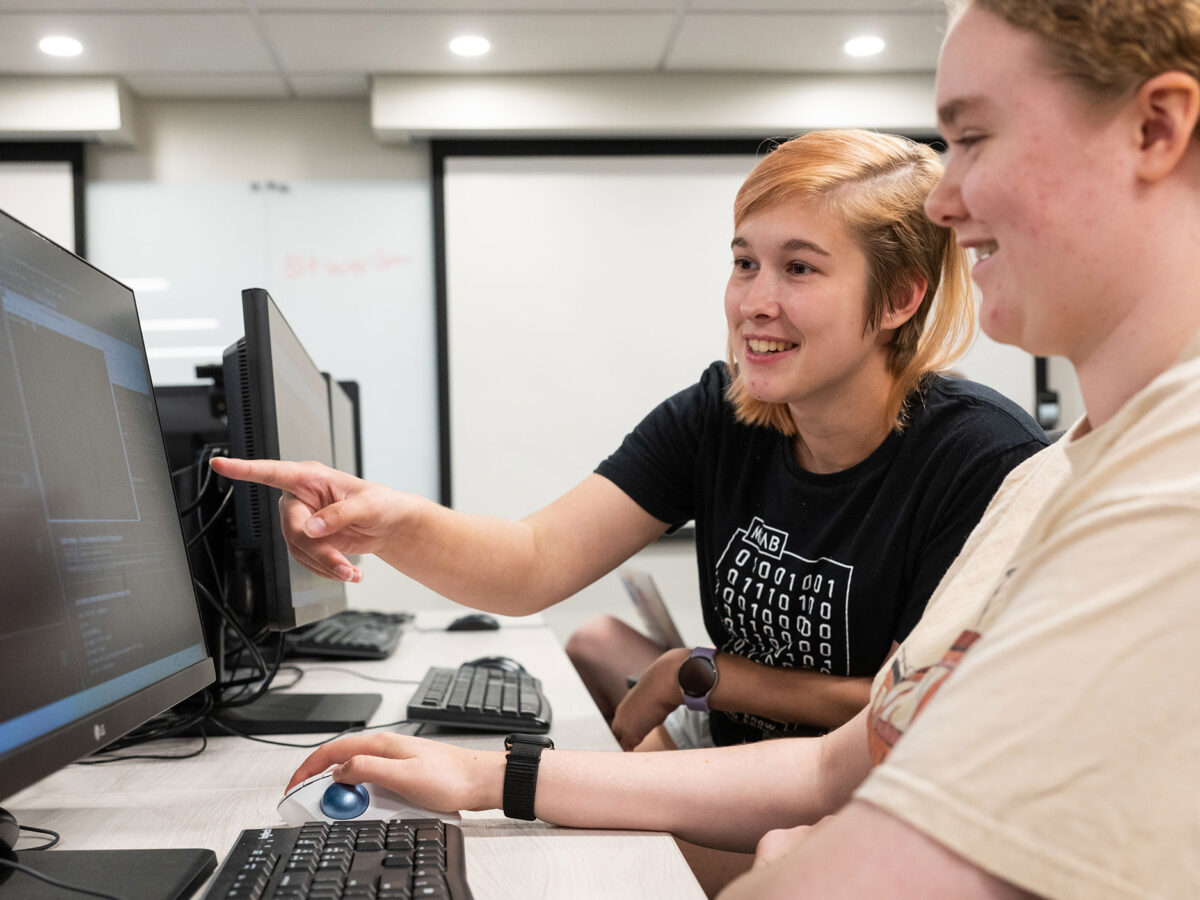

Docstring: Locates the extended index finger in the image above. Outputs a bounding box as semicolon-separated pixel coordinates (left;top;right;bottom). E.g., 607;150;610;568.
210;456;315;492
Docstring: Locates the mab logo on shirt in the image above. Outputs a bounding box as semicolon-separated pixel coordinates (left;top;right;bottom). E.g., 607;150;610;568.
743;516;788;560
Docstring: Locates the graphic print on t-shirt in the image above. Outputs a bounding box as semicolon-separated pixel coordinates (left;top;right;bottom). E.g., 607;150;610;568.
715;516;854;675
867;628;981;764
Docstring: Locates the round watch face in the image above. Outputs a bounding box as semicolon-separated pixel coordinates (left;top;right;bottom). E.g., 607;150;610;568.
678;655;717;697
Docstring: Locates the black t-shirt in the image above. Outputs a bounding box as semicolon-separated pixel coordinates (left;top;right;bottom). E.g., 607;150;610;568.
596;362;1047;745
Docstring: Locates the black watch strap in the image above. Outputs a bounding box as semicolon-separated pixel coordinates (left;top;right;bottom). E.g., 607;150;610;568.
503;733;554;820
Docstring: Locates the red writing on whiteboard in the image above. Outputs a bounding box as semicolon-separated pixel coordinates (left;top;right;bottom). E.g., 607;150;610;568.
284;249;412;280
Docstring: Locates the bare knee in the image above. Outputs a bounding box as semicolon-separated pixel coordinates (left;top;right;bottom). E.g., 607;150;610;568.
565;614;631;668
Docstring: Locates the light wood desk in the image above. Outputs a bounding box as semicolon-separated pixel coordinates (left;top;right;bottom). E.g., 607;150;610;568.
6;611;704;899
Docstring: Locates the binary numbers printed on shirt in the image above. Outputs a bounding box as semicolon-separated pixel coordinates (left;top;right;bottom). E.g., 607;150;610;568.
715;516;853;674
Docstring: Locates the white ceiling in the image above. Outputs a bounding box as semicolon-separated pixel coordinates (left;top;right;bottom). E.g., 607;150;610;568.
0;1;948;100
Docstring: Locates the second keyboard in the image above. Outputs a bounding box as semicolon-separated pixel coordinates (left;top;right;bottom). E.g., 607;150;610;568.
407;664;551;733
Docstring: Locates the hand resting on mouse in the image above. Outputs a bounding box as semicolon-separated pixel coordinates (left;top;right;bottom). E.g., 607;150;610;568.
287;733;508;815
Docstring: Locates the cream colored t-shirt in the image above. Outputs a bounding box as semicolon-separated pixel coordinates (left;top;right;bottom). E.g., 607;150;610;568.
857;332;1200;900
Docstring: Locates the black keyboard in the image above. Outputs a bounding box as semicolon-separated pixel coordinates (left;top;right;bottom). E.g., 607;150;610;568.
285;610;412;661
407;664;551;733
203;818;474;900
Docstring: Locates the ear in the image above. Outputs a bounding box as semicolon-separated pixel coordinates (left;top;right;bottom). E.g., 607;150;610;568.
1134;71;1200;183
880;276;927;331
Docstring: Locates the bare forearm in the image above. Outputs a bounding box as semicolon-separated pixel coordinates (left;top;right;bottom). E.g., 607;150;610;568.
375;474;665;615
375;495;560;614
710;654;872;731
534;741;837;851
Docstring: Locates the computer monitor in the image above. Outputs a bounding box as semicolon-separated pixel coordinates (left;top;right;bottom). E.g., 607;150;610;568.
0;208;217;895
218;288;380;733
222;288;348;633
325;374;362;478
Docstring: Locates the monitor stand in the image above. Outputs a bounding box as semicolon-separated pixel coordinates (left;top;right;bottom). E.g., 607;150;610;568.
209;691;383;735
1;808;216;900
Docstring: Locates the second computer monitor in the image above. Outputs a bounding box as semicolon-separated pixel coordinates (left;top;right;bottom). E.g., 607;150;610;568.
325;374;362;478
222;288;347;632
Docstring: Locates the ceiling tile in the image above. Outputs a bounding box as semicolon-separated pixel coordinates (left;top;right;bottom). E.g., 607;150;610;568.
262;12;679;73
0;13;274;73
668;12;945;72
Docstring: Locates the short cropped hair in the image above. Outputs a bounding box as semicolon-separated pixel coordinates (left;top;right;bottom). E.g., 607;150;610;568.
726;129;975;435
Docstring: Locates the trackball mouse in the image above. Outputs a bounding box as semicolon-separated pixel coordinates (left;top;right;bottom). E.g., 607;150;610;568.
278;771;461;826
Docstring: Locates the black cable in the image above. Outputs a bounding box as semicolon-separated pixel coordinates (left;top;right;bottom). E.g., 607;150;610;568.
204;716;413;749
17;824;59;850
0;858;127;900
79;734;208;765
175;470;212;516
267;666;305;691
184;486;233;550
191;580;270;703
215;632;285;710
301;667;424;686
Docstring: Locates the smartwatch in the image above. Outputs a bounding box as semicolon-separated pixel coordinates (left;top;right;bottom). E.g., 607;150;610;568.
503;733;554;820
677;647;719;712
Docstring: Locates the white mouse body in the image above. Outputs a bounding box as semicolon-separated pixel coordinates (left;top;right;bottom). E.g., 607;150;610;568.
278;771;461;826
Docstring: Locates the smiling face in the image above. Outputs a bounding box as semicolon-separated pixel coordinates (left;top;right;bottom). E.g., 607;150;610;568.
925;4;1136;361
725;196;893;419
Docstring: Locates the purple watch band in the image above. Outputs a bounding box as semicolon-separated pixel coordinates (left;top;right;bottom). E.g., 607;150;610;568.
679;647;718;712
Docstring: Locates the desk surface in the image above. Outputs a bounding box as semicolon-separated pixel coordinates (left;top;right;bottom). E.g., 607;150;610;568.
7;610;704;899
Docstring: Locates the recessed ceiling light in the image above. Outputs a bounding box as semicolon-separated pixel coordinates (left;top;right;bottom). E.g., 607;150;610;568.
844;35;885;58
449;35;490;58
39;35;83;58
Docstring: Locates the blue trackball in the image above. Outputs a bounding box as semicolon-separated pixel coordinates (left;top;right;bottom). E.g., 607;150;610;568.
320;782;370;819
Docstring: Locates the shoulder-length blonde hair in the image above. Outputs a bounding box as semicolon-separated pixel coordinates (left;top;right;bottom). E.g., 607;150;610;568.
726;129;975;435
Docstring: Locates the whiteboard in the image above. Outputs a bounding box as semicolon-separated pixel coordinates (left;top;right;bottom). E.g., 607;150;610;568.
443;152;1036;520
86;180;438;498
0;161;75;252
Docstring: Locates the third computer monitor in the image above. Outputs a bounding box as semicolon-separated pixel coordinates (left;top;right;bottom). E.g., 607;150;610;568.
326;373;362;478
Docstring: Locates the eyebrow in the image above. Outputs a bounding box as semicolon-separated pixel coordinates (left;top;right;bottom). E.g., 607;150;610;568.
731;236;831;256
936;95;987;129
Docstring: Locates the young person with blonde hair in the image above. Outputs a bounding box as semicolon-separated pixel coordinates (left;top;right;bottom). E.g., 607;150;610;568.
216;129;1044;770
570;128;1044;758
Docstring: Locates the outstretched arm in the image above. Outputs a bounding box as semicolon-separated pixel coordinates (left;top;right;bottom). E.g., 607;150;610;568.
209;458;667;615
285;707;875;852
